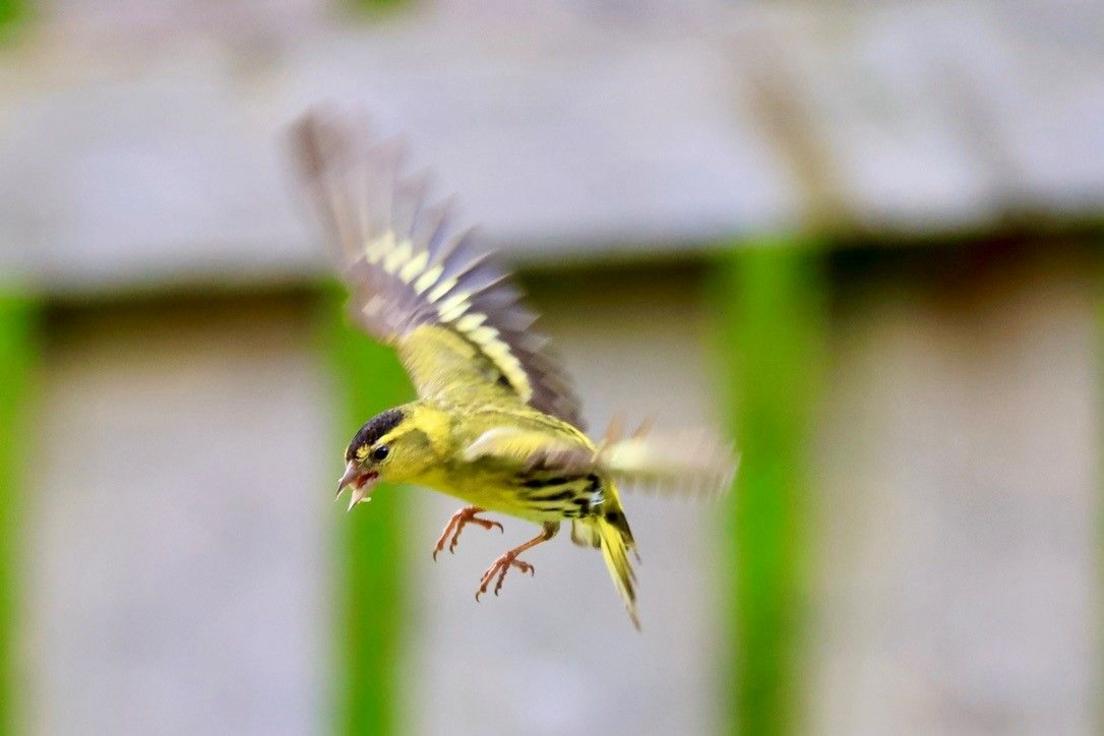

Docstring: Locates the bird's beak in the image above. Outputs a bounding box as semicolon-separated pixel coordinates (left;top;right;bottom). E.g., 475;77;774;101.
336;462;379;512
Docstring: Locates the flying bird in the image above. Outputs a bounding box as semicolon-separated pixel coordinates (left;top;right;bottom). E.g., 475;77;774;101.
292;112;735;628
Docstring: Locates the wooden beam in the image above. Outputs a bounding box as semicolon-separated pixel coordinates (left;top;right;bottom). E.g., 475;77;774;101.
716;243;825;736
320;290;414;736
0;294;36;736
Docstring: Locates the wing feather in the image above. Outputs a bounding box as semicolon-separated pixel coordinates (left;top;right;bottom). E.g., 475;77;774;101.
293;111;585;428
461;420;738;500
462;427;595;472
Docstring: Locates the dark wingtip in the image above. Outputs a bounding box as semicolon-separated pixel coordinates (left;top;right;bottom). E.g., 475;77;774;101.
289;106;386;185
289;107;343;184
291;107;585;429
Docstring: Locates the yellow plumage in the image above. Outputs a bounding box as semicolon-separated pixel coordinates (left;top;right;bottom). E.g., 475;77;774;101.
355;385;640;625
293;111;732;628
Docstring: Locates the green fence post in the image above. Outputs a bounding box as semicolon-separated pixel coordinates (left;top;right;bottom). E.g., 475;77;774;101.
0;294;36;736
322;291;414;736
717;242;825;736
0;0;27;40
349;0;406;15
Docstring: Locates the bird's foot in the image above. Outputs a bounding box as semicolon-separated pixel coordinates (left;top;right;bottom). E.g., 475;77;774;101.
432;506;503;561
475;551;535;601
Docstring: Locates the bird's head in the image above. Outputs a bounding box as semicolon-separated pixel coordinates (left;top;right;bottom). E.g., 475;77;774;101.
335;406;436;510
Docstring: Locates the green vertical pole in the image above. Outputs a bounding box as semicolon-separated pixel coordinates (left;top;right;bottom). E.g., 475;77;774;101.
322;291;413;736
0;294;36;736
717;242;825;736
349;0;406;15
1098;250;1104;736
0;0;27;40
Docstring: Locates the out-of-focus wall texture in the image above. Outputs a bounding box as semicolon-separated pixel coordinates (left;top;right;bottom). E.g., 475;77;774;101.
1;1;1102;735
813;247;1098;734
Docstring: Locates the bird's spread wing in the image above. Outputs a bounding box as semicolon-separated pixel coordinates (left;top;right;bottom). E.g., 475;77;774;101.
597;428;738;499
293;111;584;428
463;421;737;499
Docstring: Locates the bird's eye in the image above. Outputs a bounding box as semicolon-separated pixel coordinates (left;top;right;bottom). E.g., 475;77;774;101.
371;445;390;462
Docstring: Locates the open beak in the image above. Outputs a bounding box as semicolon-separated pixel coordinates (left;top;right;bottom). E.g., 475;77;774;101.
336;462;379;512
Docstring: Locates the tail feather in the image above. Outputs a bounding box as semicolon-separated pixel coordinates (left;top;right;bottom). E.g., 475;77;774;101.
570;519;600;548
592;506;639;630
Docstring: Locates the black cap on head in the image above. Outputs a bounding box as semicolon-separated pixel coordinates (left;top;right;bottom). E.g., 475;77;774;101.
345;408;405;462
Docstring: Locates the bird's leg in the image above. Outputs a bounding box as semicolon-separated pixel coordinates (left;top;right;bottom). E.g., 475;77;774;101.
476;522;559;601
432;506;503;560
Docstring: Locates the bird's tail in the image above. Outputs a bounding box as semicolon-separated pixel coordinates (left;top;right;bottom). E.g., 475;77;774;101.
574;490;639;629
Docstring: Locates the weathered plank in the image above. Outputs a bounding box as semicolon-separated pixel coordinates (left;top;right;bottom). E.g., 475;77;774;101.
4;4;1101;291
809;247;1100;733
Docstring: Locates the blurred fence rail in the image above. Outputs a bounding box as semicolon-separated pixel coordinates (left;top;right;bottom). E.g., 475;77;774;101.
0;2;1102;291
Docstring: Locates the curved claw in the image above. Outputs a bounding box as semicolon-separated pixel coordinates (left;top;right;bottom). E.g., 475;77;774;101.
472;524;555;603
432;507;503;560
476;555;536;599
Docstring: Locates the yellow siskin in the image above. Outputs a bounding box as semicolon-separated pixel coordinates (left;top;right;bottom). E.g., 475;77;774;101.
292;111;735;628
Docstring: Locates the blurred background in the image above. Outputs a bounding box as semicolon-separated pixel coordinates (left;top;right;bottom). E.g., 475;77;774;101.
0;1;1101;734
